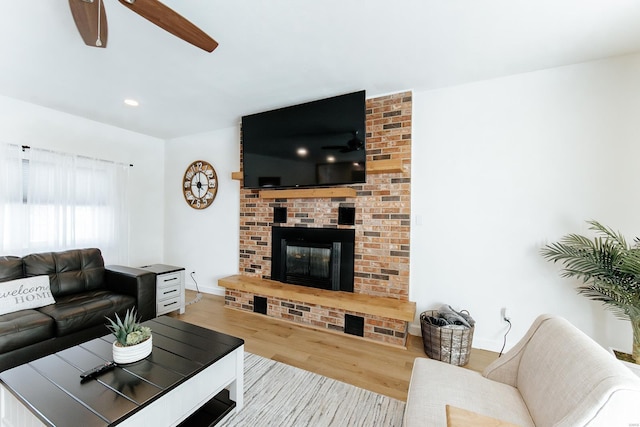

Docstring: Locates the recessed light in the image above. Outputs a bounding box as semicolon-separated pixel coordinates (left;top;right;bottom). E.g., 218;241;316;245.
124;99;139;107
327;156;336;163
297;148;308;156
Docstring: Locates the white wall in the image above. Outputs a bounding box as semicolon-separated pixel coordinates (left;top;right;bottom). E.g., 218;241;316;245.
410;53;640;354
0;95;165;267
4;52;640;356
164;127;241;295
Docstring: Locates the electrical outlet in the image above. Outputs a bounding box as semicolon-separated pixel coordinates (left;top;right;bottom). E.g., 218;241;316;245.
501;307;511;322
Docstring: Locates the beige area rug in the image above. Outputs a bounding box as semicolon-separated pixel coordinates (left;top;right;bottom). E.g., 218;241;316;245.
219;352;405;427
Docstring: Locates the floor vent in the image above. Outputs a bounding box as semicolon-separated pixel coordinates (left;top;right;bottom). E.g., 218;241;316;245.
344;314;364;337
253;296;267;315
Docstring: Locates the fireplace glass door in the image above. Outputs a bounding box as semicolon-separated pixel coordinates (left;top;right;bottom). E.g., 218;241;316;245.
286;245;331;281
271;227;354;292
280;241;342;290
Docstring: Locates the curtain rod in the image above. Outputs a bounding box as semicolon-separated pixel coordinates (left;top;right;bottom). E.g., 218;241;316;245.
20;145;133;167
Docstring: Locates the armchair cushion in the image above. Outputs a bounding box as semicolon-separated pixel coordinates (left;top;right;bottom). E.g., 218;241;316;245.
404;357;534;427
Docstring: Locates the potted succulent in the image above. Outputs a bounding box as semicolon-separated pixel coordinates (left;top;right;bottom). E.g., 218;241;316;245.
106;308;152;364
541;220;640;365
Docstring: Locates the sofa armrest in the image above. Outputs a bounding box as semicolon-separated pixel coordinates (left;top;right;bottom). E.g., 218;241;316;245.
482;314;555;387
104;265;156;322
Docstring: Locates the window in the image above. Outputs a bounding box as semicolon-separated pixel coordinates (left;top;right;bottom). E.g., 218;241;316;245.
0;144;130;264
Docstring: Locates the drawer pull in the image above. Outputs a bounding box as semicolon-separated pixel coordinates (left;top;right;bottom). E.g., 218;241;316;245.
163;277;178;282
164;301;178;307
162;289;178;295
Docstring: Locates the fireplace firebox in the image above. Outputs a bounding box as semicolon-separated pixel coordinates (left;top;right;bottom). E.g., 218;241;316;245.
271;227;355;292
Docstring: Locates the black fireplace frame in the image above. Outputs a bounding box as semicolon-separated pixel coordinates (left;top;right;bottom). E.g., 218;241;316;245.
271;227;355;292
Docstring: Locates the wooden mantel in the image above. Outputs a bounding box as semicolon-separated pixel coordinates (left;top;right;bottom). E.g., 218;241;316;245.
219;274;416;323
231;159;405;182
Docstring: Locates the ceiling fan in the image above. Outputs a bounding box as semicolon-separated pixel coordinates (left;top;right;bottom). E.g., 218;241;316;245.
68;0;218;52
322;131;364;153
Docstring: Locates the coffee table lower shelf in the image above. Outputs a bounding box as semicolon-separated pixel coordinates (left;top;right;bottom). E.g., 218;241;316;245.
179;389;236;427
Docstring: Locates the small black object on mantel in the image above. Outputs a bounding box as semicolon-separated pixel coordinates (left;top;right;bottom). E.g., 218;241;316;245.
273;207;287;224
338;207;356;225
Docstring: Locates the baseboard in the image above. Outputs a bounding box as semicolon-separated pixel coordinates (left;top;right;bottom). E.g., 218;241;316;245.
472;338;503;353
185;284;225;296
408;322;421;337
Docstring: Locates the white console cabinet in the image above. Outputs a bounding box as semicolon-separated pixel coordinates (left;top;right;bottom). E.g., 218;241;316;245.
140;264;186;316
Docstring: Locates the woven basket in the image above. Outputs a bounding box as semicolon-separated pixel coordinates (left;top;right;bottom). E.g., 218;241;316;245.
420;310;474;366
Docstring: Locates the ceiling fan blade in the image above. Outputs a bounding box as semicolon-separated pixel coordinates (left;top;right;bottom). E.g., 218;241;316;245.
117;0;218;52
68;0;108;48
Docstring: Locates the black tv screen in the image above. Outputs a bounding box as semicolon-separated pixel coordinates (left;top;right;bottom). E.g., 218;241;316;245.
242;90;366;189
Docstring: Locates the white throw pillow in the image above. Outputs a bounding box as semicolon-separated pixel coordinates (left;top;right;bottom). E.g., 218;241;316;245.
0;275;56;316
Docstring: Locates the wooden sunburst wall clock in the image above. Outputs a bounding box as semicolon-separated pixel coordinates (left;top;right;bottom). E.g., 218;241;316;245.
182;160;218;210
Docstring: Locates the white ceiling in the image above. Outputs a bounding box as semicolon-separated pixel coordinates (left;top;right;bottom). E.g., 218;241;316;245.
2;0;640;139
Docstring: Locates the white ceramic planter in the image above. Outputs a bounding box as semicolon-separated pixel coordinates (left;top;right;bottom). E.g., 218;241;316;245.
112;335;153;364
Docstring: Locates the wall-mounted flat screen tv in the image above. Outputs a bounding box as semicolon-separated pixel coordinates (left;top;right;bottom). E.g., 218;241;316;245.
242;90;366;189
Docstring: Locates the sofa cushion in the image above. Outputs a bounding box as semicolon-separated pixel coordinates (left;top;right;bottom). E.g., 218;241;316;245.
0;309;55;353
0;256;23;282
24;248;105;298
37;290;135;337
404;357;534;427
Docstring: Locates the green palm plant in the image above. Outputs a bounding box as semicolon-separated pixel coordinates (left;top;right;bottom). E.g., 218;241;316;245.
541;220;640;364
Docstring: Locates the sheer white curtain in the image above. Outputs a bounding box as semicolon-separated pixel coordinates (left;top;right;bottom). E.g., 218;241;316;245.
0;144;24;252
0;144;129;264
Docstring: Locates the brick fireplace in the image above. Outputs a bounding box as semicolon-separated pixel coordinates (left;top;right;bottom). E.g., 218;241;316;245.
224;91;412;346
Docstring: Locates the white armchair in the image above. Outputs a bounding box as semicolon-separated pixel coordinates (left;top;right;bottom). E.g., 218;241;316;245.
404;314;640;426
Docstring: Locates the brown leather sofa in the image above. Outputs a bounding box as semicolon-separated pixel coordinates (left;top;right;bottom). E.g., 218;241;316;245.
0;248;156;371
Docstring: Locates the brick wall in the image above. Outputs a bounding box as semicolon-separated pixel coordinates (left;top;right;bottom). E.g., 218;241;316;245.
226;91;412;346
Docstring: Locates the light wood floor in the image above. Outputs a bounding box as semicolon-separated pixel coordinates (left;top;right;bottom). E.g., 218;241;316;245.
169;291;498;402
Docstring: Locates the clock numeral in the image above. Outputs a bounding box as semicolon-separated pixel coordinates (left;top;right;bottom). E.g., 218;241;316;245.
196;162;203;171
205;191;214;199
185;191;194;200
205;169;214;178
186;170;194;180
184;181;190;188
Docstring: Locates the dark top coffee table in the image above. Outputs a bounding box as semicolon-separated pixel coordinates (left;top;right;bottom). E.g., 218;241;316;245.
0;316;244;427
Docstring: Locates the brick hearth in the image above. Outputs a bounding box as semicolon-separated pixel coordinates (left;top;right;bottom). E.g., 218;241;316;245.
224;91;413;346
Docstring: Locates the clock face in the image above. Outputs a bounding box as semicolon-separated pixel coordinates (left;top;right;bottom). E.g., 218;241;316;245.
182;160;218;210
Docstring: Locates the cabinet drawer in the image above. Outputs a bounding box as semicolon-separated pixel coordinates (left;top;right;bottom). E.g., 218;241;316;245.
157;272;181;288
157;297;181;315
158;284;180;301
